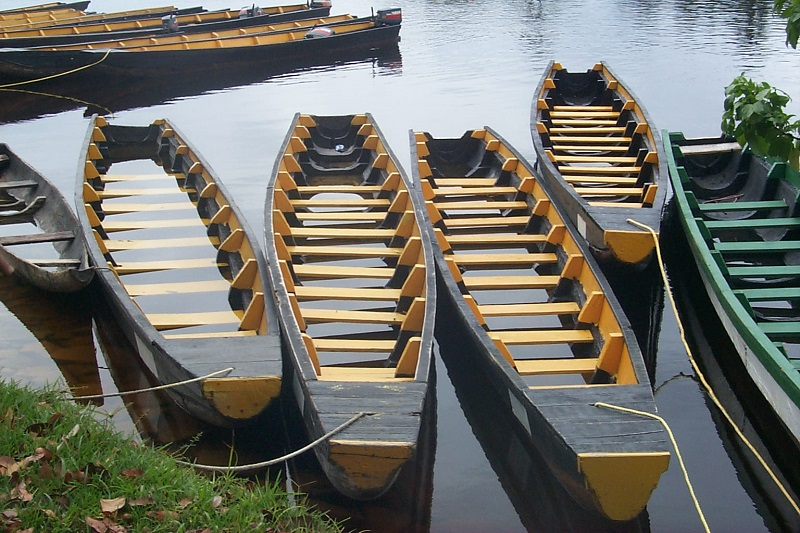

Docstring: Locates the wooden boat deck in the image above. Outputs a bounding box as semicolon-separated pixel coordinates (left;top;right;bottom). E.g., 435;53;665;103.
413;126;669;521
666;131;800;443
265;112;435;500
77;115;281;427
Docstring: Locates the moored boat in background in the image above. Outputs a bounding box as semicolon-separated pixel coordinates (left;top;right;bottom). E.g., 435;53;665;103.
411;125;670;521
76;115;282;428
664;131;800;448
531;61;667;269
265;112;436;500
0;143;93;292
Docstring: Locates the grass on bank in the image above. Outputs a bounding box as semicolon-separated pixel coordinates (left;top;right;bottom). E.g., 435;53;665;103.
0;379;342;533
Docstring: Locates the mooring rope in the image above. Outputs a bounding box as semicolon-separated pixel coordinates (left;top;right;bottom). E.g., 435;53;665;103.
176;412;370;474
594;401;710;533
0;49;111;89
0;86;113;116
626;218;800;518
73;367;234;401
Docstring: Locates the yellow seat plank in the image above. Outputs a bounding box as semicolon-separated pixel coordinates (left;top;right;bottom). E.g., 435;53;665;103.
550;111;620;119
559;166;641;174
552;105;614;111
552;145;630;152
113;257;224;275
515;357;598;375
97;187;187;199
290;198;390;208
490;329;595;345
104;236;216;251
301;308;404;325
163;330;258;339
318;367;411;382
446;234;546;246
100;173;179;182
454;252;557;266
431;178;498;187
101;218;207;232
125;279;231;296
588;201;644;208
461;275;560;290
287;244;402;258
443;216;531;229
433;186;518;197
313;338;396;352
295;212;388;221
573;187;644;196
294;286;402;301
292;264;395;280
434;200;528;211
478;301;580;317
147;310;240;331
563;176;638;185
289;227;395;239
548;135;632;144
100;202;196;214
550;119;619;126
295;185;383;194
551;154;638;164
548;127;627;134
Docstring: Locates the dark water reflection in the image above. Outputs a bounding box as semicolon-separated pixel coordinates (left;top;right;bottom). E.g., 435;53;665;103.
2;0;800;531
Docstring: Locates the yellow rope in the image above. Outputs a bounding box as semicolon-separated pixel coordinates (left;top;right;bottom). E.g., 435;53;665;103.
627;218;800;517
0;49;111;89
594;401;711;533
73;367;234;400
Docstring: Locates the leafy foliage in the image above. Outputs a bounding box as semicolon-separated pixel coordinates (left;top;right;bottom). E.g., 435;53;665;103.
721;74;800;161
774;0;800;48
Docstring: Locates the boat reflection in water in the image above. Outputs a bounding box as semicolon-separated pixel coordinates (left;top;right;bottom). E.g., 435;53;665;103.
0;275;100;402
0;46;403;125
436;318;652;532
662;204;800;533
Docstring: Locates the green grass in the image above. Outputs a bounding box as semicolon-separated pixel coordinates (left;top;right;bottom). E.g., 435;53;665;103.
0;379;342;532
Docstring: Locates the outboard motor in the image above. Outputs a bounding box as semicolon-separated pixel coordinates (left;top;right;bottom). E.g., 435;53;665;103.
376;8;402;26
161;14;179;32
304;26;334;39
238;4;264;18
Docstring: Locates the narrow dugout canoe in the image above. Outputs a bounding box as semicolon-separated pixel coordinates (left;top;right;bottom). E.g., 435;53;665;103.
0;5;203;32
0;11;402;82
265;113;436;500
76;115;282;428
665;131;800;447
411;126;670;521
0;2;90;16
0;3;331;46
531;61;667;268
0;144;93;292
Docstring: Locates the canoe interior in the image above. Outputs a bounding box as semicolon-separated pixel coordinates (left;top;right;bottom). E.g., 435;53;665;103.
78;115;282;426
666;132;800;435
413;126;669;521
0;143;93;292
534;61;661;207
267;112;435;499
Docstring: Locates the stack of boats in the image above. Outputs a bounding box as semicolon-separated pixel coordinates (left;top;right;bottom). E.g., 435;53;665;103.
5;23;800;519
0;1;402;81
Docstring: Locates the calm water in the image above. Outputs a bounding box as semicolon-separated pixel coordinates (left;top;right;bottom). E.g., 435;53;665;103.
2;0;800;531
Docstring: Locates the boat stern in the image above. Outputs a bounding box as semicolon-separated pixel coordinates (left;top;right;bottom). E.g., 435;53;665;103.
577;451;671;521
603;228;657;267
325;438;415;500
201;376;282;421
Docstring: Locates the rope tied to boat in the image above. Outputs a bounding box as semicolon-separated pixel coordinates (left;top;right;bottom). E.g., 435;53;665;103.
72;367;234;401
0;49;111;89
175;412;371;474
593;401;710;533
626;217;800;519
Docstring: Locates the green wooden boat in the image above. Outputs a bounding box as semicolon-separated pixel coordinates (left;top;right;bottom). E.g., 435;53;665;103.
665;131;800;448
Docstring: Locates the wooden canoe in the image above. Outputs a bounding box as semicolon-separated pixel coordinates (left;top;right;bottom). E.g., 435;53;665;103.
265;113;436;500
76;115;282;428
665;131;800;447
0;4;332;47
0;12;402;82
531;61;667;268
411;126;670;521
0;143;93;292
0;5;204;32
0;2;90;16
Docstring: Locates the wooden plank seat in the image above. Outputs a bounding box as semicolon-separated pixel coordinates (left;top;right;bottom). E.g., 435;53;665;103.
432;186;519;197
294;184;384;195
547;135;632;144
559;165;642;175
758;321;800;339
301;308;403;325
704;217;800;230
548;126;627;135
573;187;644;197
431;178;498;187
714;240;800;254
292;264;395;280
0;230;74;246
697;200;787;213
564;175;638;185
550;119;620;126
104;236;217;251
552;105;614;111
461;274;560;290
434;200;529;211
147;310;241;331
445;233;546;246
125;279;231;296
31;258;82;267
288;227;396;239
490;329;594;345
318;367;413;382
442;215;531;229
99;202;197;214
477;301;580;317
0;196;45;224
588;201;646;208
100;218;208;232
286;244;402;259
295;212;389;222
726;265;800;279
453;252;558;266
294;286;402;301
678;141;741;156
290;198;391;208
99;173;179;182
552;145;631;152
550;154;638;164
734;287;800;301
515;357;598;376
0;180;38;190
550;110;620;119
112;257;226;275
163;330;258;339
312;338;396;352
96;187;188;199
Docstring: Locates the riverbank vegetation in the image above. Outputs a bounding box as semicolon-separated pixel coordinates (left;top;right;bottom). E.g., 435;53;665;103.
0;379;342;533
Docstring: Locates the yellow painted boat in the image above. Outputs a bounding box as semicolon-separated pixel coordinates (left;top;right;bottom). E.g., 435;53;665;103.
531;61;667;268
265;113;436;499
412;126;670;521
76;115;282;428
0;5;198;31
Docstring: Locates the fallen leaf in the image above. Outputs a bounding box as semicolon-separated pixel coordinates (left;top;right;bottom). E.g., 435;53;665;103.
128;496;153;507
10;481;33;503
177;497;192;509
211;495;223;508
100;496;126;515
86;516;107;533
120;468;143;479
2;509;18;519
